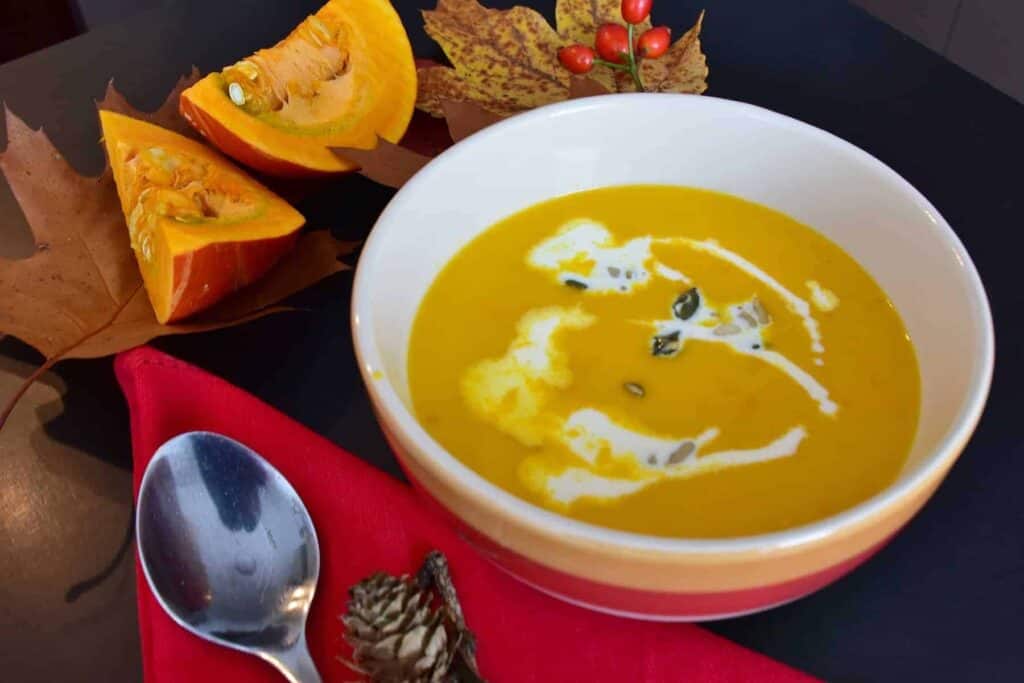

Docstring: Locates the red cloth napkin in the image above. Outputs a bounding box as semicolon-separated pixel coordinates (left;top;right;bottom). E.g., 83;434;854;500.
118;346;818;683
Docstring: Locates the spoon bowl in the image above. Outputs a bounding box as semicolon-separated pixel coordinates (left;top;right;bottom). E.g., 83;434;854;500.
136;431;321;682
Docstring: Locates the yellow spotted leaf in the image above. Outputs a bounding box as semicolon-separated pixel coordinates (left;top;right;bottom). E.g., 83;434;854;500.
418;0;707;116
557;0;652;44
639;11;708;94
556;0;652;92
419;0;568;116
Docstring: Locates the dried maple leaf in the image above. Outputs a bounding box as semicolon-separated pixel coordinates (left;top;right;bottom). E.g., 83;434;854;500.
98;69;201;139
556;0;650;42
342;75;605;189
637;11;707;95
0;76;355;429
556;0;652;93
417;0;707;116
335;97;503;188
334;137;433;190
440;99;505;143
569;75;613;99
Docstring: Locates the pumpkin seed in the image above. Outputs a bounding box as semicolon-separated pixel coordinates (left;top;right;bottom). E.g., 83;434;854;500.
713;323;742;336
667;441;696;464
138;232;153;262
127;202;144;237
564;278;588;290
752;297;771;324
607;266;621;278
672;288;700;320
651;330;681;357
647;454;658;465
738;311;757;328
234;60;260;80
308;15;335;43
623;382;645;397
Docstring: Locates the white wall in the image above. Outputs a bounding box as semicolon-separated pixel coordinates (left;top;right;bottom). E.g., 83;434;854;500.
853;0;1023;103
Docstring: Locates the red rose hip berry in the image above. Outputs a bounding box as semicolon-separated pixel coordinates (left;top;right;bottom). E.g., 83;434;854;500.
595;23;630;64
637;26;671;58
558;44;596;74
621;0;653;25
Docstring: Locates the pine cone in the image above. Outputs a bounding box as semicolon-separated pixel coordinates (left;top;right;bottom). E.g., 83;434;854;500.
343;572;457;682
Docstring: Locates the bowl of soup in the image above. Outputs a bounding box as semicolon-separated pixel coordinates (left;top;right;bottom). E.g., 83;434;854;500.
351;94;993;619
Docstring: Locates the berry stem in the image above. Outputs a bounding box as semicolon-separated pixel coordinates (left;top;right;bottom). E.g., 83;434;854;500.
626;23;645;92
593;57;629;71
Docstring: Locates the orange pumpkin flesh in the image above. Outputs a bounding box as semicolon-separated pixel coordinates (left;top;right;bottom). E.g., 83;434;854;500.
179;0;416;177
99;111;305;323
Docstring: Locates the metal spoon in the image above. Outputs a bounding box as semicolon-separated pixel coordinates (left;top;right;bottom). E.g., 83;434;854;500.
136;431;321;683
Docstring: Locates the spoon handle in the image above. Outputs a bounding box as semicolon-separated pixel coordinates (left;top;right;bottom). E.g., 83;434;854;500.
266;632;322;683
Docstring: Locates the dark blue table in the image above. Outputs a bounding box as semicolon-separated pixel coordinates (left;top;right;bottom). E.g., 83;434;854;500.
1;1;1021;680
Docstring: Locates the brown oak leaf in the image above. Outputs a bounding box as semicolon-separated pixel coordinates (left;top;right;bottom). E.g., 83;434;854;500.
417;0;707;116
0;76;355;429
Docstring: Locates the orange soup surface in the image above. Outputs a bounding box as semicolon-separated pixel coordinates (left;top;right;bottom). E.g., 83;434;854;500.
409;185;920;537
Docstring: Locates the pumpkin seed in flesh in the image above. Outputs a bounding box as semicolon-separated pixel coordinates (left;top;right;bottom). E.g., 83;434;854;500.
228;82;246;106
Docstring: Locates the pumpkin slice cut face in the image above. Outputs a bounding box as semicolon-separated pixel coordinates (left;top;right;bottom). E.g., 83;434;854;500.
179;0;416;176
100;111;305;323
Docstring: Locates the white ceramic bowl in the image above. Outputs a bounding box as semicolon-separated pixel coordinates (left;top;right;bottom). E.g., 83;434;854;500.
351;94;994;620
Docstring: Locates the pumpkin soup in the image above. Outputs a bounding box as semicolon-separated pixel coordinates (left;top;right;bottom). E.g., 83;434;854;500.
408;185;920;538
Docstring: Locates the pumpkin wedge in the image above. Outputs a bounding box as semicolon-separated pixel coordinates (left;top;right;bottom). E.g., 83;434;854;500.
100;111;305;323
179;0;416;176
